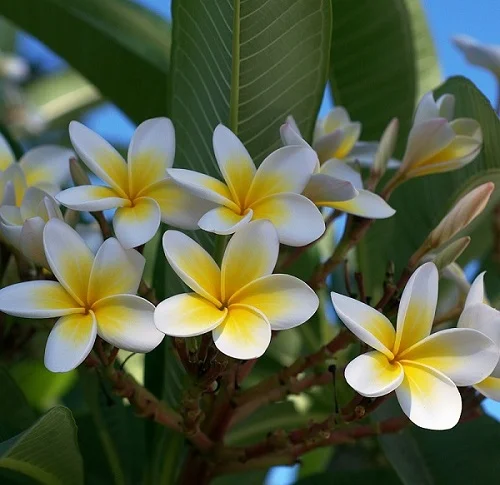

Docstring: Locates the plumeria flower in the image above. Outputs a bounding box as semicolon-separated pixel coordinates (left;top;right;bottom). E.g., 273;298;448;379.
458;272;500;401
453;35;500;79
331;262;498;430
167;125;325;246
0;187;62;267
0;132;72;197
154;220;319;359
57;118;214;249
0;219;163;372
399;92;482;179
280;120;395;219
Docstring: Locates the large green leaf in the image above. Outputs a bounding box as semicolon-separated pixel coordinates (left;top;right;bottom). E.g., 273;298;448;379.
169;0;332;171
330;0;416;153
0;0;170;123
359;76;500;298
0;406;84;485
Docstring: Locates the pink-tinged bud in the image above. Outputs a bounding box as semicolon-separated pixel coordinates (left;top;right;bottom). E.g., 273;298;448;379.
429;182;495;248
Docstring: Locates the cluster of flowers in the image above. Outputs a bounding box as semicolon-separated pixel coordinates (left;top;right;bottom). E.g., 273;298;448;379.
0;91;496;431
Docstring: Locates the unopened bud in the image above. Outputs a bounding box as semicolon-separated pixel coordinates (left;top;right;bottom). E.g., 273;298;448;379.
372;118;399;178
432;237;471;271
69;157;90;186
428;182;495;249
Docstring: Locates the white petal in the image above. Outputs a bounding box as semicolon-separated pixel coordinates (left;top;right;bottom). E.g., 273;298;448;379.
437;94;455;121
88;238;145;304
413;92;440;125
168;168;238;210
44;312;97;372
213;124;256;207
245;146;318;205
312;131;344;164
453;35;500;77
0;281;82;318
474;376;500;401
69;121;129;196
154;293;227;337
113;197;161;248
464;271;486;307
0;132;15;170
250;193;325;246
400;328;499;386
198;206;253;235
221;219;279;301
43;219;95;306
320;159;363;189
93;295;164;352
394;262;438;355
280;117;310;149
128;117;175;197
345;351;404;397
57;185;129;211
20;186;49;220
213;305;271;359
0;206;23;248
1;164;27;205
162;230;221;305
229;274;319;330
330;292;395;358
19;145;73;188
303;173;358;204
20;217;48;267
396;362;462;430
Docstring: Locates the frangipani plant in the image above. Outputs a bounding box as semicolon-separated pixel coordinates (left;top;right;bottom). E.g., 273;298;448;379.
1;2;500;485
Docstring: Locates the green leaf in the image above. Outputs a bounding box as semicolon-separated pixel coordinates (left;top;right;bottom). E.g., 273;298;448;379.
330;0;416;153
0;367;36;442
359;76;500;298
169;0;331;171
0;0;170;123
403;0;441;99
0;406;84;485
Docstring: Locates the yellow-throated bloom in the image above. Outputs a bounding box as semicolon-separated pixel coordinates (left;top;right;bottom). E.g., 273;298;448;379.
399;92;482;179
280;120;395;219
154;220;319;359
453;35;500;79
0;219;163;372
0;186;62;267
167;125;325;246
458;272;500;401
57;118;214;248
331;262;498;430
0;132;72;200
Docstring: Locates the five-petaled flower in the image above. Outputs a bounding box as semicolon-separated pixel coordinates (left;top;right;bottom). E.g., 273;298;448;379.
0;219;164;372
399;92;482;179
167;124;325;246
154;220;319;359
457;272;500;401
331;262;499;430
57;118;213;248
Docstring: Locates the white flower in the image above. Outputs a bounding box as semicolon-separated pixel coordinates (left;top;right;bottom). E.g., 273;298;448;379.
331;263;498;430
155;220;319;359
453;35;500;78
0;219;163;372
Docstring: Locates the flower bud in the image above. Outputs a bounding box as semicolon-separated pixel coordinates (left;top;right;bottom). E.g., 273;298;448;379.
432;237;470;271
372;118;399;178
428;182;494;249
69;157;91;186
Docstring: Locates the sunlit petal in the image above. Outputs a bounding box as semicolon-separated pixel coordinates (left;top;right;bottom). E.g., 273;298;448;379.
56;185;129;212
396;362;461;430
128;117;175;197
399;328;499;386
43;219;94;306
245;146;317;205
162;230;221;305
93;295;164;352
69;121;129;196
44;312;96;372
221;220;279;301
113;197;161;248
0;281;82;318
330;292;395;358
213;124;255;207
229;274;319;330
198;206;253;235
155;293;227;337
213;305;271;359
250;193;325;246
394;262;438;355
345;351;404;397
88;238;145;304
474;376;500;401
